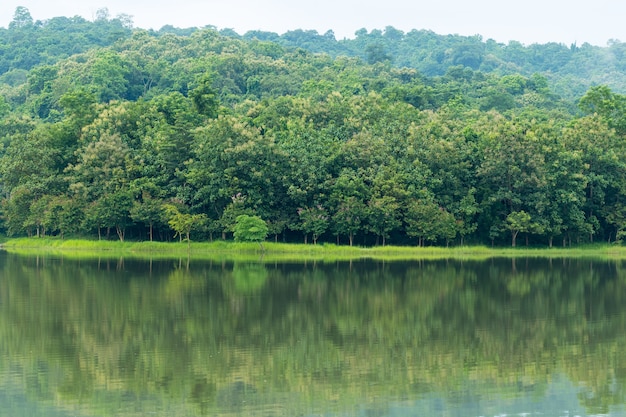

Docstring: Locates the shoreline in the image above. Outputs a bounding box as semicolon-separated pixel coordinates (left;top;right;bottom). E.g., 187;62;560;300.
1;237;625;262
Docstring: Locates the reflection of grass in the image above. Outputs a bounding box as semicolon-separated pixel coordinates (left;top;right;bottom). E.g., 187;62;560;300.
2;237;626;262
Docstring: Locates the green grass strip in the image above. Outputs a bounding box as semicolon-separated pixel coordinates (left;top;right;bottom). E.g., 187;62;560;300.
2;237;626;262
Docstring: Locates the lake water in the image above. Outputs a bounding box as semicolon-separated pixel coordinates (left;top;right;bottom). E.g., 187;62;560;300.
0;252;625;417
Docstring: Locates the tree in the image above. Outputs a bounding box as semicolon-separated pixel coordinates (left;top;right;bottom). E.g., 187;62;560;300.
56;196;85;239
562;115;626;243
163;204;205;249
455;189;480;246
67;132;132;200
190;73;219;118
297;205;329;244
474;113;548;244
329;169;368;246
84;191;133;241
506;210;538;247
405;199;456;246
88;50;131;102
578;85;626;135
366;43;391;64
332;197;366;247
24;195;53;237
188;114;288;224
366;196;400;246
219;193;254;238
130;191;165;241
9;6;33;29
3;186;34;236
233;215;268;250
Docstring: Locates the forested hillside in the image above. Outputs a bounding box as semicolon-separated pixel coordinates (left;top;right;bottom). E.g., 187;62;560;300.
255;28;626;102
2;7;626;247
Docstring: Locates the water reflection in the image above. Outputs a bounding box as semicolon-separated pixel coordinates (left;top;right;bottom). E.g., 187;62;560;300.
0;253;625;416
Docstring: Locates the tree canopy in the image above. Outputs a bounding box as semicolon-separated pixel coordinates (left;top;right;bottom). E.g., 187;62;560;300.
2;8;626;247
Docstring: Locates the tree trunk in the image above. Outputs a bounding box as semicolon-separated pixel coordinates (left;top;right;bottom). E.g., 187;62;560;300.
116;226;125;242
511;230;518;247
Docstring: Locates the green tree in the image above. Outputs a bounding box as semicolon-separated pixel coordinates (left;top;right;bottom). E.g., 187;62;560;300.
130;191;165;241
405;198;456;246
578;85;626;135
84;191;133;241
233;214;268;250
3;186;34;236
366;196;401;246
219;193;254;238
329;169;368;246
297;205;329;244
163;204;206;249
55;196;85;239
88;50;131;102
190;73;219;118
9;6;33;29
455;189;480;246
505;210;543;247
474;113;548;245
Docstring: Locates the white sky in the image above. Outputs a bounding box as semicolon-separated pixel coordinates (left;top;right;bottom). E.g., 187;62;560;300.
0;0;624;46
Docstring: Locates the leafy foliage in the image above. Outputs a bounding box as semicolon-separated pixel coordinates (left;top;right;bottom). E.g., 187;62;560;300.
233;214;269;244
3;10;626;246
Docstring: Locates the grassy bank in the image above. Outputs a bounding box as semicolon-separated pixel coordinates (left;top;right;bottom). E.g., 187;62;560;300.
2;237;626;262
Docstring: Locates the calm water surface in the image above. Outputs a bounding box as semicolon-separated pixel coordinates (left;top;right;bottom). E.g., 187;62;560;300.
0;252;625;416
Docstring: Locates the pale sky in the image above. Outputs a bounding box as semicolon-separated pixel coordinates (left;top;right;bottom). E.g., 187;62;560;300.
0;0;624;46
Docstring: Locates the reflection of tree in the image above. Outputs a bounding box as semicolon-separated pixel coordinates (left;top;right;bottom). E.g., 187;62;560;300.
0;255;625;415
231;263;268;294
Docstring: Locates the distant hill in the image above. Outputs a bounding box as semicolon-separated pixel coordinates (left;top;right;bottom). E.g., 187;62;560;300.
2;8;626;103
235;27;626;102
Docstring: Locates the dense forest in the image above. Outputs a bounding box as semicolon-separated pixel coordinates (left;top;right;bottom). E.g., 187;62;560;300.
3;6;626;247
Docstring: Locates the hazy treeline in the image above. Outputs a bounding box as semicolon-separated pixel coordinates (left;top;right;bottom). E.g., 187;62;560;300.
2;8;626;246
5;7;626;100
